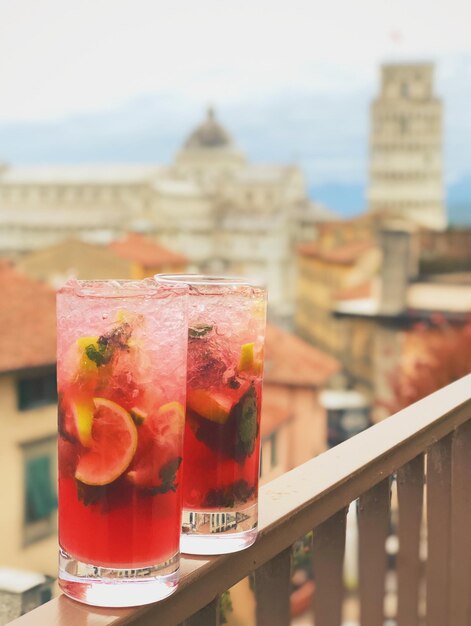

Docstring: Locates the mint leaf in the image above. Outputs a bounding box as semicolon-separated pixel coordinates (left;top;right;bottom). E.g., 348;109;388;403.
193;385;259;462
85;321;133;367
159;456;182;491
85;344;112;366
234;385;258;460
76;480;108;507
188;324;213;339
145;456;182;495
204;479;256;508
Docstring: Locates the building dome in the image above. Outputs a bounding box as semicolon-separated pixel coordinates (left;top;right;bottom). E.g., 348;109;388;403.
184;107;234;150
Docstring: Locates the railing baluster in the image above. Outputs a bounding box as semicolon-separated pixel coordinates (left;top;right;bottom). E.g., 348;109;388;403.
426;434;452;626
312;507;347;626
254;547;292;626
183;597;219;626
396;454;424;626
358;478;390;626
450;421;471;626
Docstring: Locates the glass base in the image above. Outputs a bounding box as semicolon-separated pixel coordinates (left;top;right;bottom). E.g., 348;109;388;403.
58;548;179;607
181;502;258;555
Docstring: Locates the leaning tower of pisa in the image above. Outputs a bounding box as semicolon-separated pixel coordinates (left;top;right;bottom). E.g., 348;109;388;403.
368;63;446;230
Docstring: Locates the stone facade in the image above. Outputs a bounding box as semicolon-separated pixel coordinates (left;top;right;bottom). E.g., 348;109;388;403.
368;63;446;230
0;372;57;577
296;219;471;420
0;109;327;318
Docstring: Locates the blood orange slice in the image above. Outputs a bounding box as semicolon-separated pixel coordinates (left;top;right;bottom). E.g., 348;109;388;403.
127;401;185;488
75;398;138;486
187;389;234;424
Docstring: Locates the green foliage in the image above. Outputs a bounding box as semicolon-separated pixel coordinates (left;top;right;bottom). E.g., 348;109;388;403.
219;590;233;625
292;532;313;568
291;532;314;588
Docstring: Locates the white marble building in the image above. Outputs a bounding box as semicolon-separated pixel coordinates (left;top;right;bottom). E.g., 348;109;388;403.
0;108;329;317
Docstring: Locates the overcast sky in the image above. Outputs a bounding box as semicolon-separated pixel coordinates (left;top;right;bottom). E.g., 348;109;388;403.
0;0;470;191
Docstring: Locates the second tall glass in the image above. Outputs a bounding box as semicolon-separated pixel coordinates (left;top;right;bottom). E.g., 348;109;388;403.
156;275;267;555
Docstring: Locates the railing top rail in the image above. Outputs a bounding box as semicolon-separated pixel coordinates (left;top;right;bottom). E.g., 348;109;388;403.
10;374;471;626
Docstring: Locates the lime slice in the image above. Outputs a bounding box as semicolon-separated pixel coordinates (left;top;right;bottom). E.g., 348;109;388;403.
75;398;138;486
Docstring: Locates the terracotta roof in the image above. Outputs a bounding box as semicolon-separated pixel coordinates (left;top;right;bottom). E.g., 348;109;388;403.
297;239;374;265
17;238;132;284
261;386;293;437
0;262;56;373
109;233;188;268
264;324;340;387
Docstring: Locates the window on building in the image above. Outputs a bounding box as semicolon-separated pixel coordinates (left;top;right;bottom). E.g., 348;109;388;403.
17;369;57;411
270;432;278;468
22;436;57;544
40;587;52;604
260;432;279;478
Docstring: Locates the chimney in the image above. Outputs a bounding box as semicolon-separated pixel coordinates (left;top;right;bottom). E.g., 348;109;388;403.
379;228;413;315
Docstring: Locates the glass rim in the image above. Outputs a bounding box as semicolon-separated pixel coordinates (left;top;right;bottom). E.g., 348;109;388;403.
155;273;266;289
57;277;188;298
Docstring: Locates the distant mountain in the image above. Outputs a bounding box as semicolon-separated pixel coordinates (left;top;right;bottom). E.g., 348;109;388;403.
309;179;471;226
447;174;471;204
448;204;471;226
0;89;469;226
308;183;365;218
447;175;471;226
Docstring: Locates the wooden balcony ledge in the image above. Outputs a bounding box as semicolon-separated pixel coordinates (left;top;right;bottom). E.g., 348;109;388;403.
10;374;471;626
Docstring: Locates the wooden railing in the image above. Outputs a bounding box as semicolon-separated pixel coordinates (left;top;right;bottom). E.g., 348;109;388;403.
10;374;471;626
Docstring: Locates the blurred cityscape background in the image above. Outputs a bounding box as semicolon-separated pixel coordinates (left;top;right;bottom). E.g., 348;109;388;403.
0;0;470;624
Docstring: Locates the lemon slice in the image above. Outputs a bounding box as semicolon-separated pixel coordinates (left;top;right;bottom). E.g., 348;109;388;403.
239;342;255;372
71;400;94;447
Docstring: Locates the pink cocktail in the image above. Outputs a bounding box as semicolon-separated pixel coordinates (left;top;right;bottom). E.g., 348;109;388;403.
156;275;267;555
56;279;188;607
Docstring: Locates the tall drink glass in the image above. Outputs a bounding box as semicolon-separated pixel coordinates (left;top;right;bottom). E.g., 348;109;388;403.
56;279;188;606
156;275;267;555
